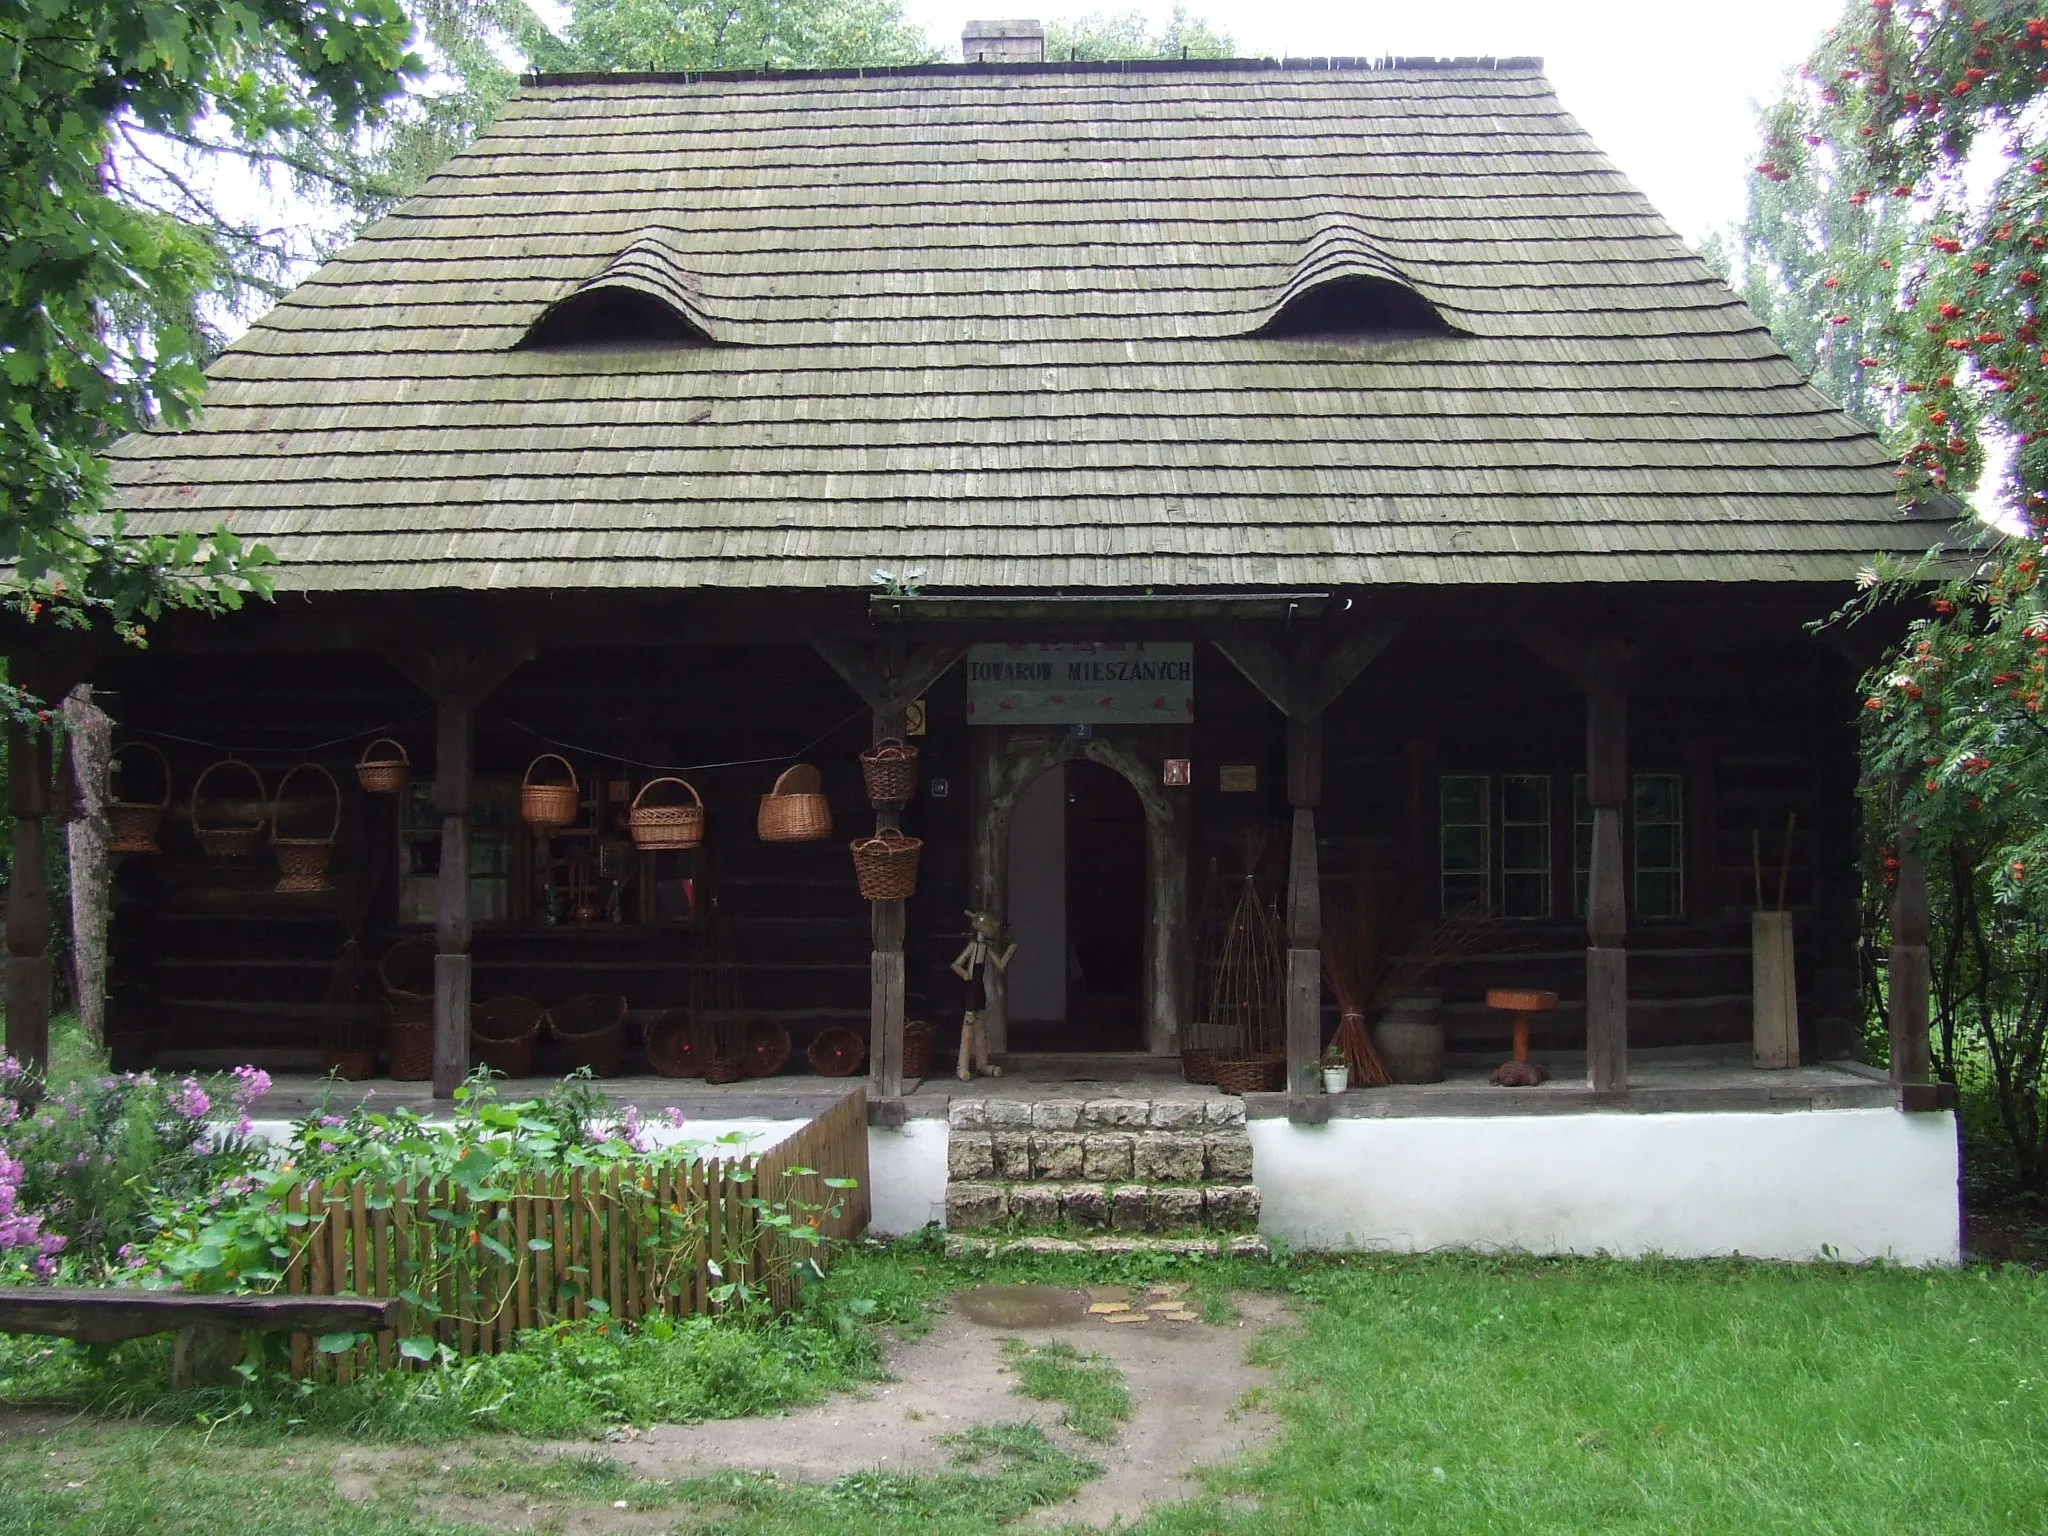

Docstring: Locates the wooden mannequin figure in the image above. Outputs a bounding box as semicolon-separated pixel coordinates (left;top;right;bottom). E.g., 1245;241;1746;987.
950;909;1015;1081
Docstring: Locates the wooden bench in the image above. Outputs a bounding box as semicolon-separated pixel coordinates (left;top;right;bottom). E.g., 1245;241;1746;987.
0;1288;401;1388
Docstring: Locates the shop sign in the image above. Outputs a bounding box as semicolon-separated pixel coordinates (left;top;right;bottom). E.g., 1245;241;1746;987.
966;642;1194;726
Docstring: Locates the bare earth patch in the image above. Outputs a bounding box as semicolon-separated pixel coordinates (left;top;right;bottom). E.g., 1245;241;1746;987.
586;1287;1286;1529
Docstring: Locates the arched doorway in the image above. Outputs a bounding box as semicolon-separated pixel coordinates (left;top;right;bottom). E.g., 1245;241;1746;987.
1005;761;1148;1051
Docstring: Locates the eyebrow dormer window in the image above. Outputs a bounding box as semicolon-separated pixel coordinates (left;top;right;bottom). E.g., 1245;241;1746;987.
1255;275;1456;339
517;232;718;349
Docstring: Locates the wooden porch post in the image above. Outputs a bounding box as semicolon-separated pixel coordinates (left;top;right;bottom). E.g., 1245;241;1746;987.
1584;644;1629;1094
1888;833;1933;1085
5;714;53;1074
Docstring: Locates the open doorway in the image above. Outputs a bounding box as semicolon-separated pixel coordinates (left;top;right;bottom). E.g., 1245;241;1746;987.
1005;760;1147;1051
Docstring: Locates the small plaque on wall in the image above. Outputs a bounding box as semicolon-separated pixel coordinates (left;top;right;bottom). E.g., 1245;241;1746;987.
1163;758;1192;787
904;699;928;736
1219;764;1258;793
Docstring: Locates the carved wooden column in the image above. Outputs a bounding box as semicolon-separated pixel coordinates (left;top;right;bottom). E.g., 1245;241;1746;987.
1583;643;1629;1093
1888;836;1933;1085
5;715;53;1073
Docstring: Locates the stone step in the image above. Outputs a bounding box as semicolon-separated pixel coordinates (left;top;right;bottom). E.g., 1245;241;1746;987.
945;1179;1261;1233
946;1123;1253;1186
947;1096;1244;1132
946;1233;1270;1260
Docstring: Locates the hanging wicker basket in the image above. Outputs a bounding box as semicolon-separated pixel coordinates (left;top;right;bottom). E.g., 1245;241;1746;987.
190;758;268;858
1213;1055;1286;1095
645;1008;709;1078
356;738;410;795
757;763;834;844
472;997;544;1079
107;740;171;856
902;1019;933;1081
850;831;922;901
521;753;580;829
859;738;918;806
806;1026;866;1078
272;761;341;894
628;776;705;851
549;993;628;1077
738;1015;791;1078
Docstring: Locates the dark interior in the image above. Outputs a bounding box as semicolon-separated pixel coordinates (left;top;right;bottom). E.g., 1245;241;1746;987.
521;287;709;348
1256;275;1457;339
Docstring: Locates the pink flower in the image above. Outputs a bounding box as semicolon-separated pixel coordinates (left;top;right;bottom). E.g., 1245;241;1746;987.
173;1079;210;1119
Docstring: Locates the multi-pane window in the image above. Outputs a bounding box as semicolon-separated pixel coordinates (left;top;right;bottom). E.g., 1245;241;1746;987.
1632;773;1684;919
1572;772;1685;920
1439;775;1489;916
1500;774;1551;919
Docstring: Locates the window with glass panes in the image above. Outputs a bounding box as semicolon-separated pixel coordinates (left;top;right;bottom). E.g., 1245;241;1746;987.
1500;774;1551;918
1439;775;1489;916
1632;773;1684;918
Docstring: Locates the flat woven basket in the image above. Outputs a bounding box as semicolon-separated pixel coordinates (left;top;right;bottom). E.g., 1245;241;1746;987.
739;1015;791;1078
471;997;544;1079
757;763;833;844
190;758;267;858
859;738;918;806
628;777;705;850
850;831;922;901
107;740;171;856
521;753;579;829
644;1008;709;1079
549;993;629;1076
806;1026;866;1078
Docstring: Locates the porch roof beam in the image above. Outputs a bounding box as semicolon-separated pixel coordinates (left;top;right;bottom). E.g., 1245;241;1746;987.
871;592;1330;623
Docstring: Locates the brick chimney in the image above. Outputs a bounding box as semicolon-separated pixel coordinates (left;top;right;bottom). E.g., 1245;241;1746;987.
963;19;1046;64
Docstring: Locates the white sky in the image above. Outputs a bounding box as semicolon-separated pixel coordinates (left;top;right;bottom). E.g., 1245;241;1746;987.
906;0;1853;246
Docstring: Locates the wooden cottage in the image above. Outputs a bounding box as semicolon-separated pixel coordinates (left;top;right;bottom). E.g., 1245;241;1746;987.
10;44;1960;1259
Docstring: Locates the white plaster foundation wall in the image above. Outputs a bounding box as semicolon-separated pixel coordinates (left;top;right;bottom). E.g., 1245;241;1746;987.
868;1120;951;1235
1249;1109;1961;1266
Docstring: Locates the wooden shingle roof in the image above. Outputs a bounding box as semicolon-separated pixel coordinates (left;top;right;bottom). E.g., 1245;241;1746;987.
104;58;1939;593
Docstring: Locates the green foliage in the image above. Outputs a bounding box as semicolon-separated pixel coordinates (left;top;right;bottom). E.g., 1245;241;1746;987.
1000;1337;1131;1442
0;0;416;638
1043;6;1232;63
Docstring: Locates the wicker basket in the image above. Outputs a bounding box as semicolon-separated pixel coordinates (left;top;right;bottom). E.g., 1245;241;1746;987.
757;763;834;844
521;753;580;829
850;831;922;901
272;761;341;894
321;1049;377;1083
386;1007;434;1081
859;738;918;806
628;777;705;851
704;1057;742;1085
645;1009;709;1078
356;738;410;795
807;1026;866;1078
1181;1046;1218;1085
107;740;171;856
1213;1054;1286;1095
380;937;436;1039
190;758;268;858
472;996;543;1079
902;1019;933;1080
739;1015;791;1078
549;993;628;1076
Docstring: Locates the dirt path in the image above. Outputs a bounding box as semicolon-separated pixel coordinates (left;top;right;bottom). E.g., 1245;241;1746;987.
595;1286;1287;1529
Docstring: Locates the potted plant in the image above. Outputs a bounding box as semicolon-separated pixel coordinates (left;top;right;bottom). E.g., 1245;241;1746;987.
1321;1043;1350;1094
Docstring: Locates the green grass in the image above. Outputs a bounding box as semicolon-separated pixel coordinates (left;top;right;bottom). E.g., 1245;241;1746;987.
1000;1338;1131;1442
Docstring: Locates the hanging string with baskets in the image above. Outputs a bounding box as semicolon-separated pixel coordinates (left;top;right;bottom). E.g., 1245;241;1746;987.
190;759;268;858
106;741;171;856
271;762;341;895
1211;838;1287;1095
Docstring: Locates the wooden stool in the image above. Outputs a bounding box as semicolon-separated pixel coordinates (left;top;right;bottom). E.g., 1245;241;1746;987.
1486;987;1557;1087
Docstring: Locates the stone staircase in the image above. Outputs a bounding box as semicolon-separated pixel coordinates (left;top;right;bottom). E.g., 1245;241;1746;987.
943;1094;1262;1248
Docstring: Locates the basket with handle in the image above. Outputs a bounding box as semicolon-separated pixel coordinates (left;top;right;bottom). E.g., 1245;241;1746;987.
190;759;268;858
902;1019;933;1080
628;776;705;851
850;831;922;901
355;738;410;795
471;996;544;1079
272;762;342;894
757;763;833;844
520;753;580;829
806;1026;866;1078
549;993;629;1076
859;738;918;806
107;740;172;856
645;1008;709;1078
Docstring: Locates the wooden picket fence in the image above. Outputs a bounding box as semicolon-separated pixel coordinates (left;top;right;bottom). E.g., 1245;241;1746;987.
282;1088;870;1377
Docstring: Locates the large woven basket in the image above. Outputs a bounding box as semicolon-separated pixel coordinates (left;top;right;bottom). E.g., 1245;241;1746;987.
859;738;919;806
628;777;705;850
380;936;436;1027
190;758;267;858
757;763;833;844
385;1008;434;1081
902;1019;933;1081
739;1015;791;1078
472;996;543;1079
850;831;922;901
107;740;171;856
806;1026;866;1078
645;1009;709;1078
549;993;628;1076
1213;1054;1286;1095
356;737;410;795
521;753;579;829
272;761;341;894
